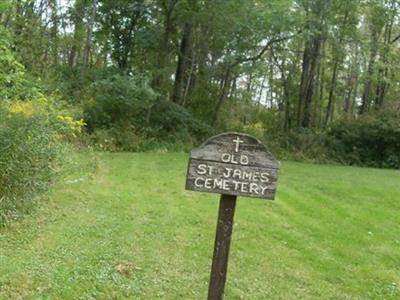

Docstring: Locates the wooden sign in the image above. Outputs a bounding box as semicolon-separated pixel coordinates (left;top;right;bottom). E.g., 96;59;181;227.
185;132;280;300
186;132;279;199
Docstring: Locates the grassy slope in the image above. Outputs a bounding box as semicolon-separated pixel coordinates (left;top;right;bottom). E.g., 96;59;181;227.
1;153;399;299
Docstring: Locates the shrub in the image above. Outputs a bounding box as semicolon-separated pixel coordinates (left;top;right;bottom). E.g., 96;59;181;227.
87;126;146;152
84;74;156;131
0;98;80;225
327;105;400;168
265;128;329;162
83;75;212;151
149;100;213;142
0;26;40;101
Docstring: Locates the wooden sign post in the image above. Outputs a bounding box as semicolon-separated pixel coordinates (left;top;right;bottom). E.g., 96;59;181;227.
185;132;279;300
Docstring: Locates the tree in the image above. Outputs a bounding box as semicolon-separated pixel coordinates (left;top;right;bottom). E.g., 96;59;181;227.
297;0;331;128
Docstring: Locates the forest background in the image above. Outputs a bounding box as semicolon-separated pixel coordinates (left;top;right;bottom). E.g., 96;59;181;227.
0;0;400;223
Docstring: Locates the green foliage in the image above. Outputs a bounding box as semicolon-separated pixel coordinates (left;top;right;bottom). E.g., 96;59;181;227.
87;126;148;152
238;105;400;169
265;128;330;162
84;74;156;130
0;100;69;225
86;100;213;152
0;23;45;102
328;105;400;168
149;100;213;141
0;0;399;171
82;75;212;151
0;26;33;101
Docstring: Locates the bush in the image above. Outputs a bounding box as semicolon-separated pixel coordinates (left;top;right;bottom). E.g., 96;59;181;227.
83;74;213;151
149;100;213;142
86;126;147;152
327;105;400;168
84;74;156;131
0;26;41;101
264;128;329;162
0;98;80;225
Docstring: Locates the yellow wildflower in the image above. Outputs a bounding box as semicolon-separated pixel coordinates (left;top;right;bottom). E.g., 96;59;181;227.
9;101;35;117
57;115;86;137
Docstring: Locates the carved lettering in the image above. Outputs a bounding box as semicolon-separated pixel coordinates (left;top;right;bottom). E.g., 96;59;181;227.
186;133;279;200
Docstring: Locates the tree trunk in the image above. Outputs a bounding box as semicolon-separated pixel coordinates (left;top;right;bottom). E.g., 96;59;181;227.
313;38;325;128
69;1;85;67
212;67;231;125
172;21;193;105
324;59;338;125
324;11;348;125
152;0;177;90
182;49;196;106
298;36;322;128
360;26;380;114
343;43;359;118
375;0;396;108
49;0;59;65
82;0;97;71
297;0;329;128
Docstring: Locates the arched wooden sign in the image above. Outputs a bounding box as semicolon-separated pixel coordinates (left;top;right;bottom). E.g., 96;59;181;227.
185;133;280;299
186;132;279;199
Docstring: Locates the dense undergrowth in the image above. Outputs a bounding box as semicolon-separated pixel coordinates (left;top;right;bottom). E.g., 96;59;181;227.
3;74;399;225
0;98;89;225
260;104;400;169
1;20;399;226
54;69;400;169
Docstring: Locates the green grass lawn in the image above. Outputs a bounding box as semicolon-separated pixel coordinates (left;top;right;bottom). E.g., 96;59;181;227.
1;153;400;299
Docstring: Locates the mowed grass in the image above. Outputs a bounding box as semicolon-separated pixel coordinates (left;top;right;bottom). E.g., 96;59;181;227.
1;153;400;299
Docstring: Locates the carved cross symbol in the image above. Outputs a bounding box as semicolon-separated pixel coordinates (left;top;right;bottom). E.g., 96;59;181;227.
233;137;244;152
